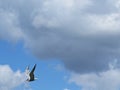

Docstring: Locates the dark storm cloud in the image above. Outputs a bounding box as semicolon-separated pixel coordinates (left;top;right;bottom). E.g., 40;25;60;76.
1;0;120;73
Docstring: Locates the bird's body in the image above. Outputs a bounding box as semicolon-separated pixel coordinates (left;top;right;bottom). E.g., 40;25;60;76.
26;64;36;82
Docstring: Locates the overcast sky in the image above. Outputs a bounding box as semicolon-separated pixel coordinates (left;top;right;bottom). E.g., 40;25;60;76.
1;0;120;90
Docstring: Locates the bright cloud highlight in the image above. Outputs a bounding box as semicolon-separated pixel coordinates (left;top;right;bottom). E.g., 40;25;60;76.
0;65;25;90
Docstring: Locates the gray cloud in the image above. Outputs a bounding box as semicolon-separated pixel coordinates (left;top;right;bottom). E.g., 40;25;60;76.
1;0;120;73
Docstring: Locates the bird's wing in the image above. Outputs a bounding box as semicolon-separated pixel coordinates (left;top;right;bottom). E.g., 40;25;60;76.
30;64;36;74
29;64;36;80
25;66;30;75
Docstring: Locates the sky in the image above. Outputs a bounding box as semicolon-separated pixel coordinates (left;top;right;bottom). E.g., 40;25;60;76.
1;0;120;90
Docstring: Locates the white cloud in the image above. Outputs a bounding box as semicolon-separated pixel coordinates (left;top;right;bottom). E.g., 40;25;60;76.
108;0;120;9
0;10;24;42
0;65;25;90
32;0;92;29
1;0;120;73
64;88;70;90
1;2;120;90
86;13;120;34
69;63;120;90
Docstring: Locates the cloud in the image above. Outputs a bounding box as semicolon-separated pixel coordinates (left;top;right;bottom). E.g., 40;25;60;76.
0;65;25;90
1;0;120;73
0;9;24;42
64;88;70;90
69;62;120;90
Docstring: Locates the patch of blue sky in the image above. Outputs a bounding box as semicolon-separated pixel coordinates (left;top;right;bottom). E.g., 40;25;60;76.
0;40;79;90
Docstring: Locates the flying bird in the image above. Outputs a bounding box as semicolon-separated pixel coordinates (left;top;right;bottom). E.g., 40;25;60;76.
26;64;37;82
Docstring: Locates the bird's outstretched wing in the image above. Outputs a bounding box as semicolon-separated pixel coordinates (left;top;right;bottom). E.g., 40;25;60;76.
25;66;30;75
30;64;36;74
29;64;36;81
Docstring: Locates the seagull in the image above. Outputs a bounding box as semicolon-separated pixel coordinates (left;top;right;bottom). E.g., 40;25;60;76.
26;64;37;82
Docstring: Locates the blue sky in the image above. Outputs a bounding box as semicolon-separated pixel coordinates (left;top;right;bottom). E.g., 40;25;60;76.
0;40;80;90
1;0;120;90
